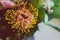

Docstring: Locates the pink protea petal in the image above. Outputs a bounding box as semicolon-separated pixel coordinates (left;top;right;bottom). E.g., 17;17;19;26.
25;19;31;25
1;1;15;8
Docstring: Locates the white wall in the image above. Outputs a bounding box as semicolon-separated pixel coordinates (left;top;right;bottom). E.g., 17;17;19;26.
34;18;60;40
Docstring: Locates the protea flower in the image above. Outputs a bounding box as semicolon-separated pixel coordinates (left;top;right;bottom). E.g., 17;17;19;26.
5;1;38;37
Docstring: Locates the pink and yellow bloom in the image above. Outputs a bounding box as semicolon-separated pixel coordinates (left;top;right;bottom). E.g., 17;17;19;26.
5;1;38;34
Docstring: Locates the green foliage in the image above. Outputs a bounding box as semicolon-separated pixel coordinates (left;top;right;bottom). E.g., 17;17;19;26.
38;8;45;22
52;0;60;3
49;7;60;19
29;0;44;8
48;0;60;20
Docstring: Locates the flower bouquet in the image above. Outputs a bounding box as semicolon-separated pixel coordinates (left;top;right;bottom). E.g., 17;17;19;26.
0;0;60;40
0;0;39;40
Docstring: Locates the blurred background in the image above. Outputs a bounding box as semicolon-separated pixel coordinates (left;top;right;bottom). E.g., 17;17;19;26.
34;18;60;40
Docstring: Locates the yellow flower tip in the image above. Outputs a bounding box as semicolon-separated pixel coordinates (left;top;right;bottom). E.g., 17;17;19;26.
10;15;12;16
14;23;18;26
7;10;10;13
31;20;36;24
5;17;8;20
25;26;27;29
34;8;36;11
12;30;15;32
11;22;14;24
31;26;34;28
36;13;38;17
25;2;27;4
28;29;30;32
12;25;15;28
28;26;32;28
34;12;38;14
16;27;18;29
12;10;14;12
24;30;27;33
31;4;33;6
21;1;24;4
22;29;24;33
24;2;27;6
8;22;10;24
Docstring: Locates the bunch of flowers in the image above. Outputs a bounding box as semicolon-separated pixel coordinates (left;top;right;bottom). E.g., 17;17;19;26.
5;1;38;36
0;0;39;40
0;0;59;40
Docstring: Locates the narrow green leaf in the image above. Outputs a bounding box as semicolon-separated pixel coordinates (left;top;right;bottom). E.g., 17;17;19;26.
46;23;60;31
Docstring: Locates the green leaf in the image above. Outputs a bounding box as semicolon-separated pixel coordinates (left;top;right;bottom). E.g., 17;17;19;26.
48;0;60;20
29;0;44;8
46;23;60;31
38;8;45;22
52;0;60;3
49;7;60;19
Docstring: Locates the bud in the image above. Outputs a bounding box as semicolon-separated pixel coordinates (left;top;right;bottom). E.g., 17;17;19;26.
1;1;15;8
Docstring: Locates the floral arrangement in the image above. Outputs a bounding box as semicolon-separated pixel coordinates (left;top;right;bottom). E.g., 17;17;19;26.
0;0;60;40
5;1;38;37
0;0;39;40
